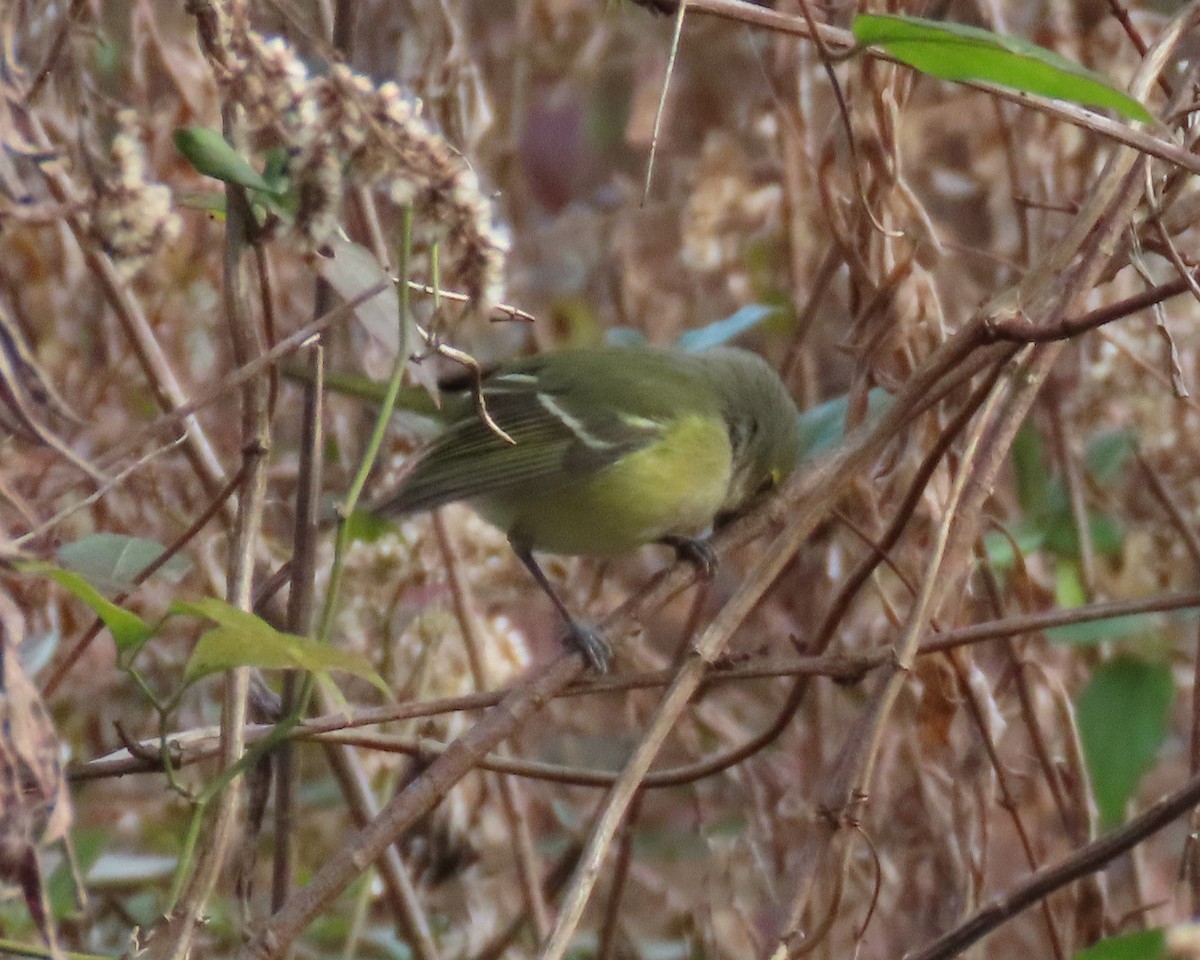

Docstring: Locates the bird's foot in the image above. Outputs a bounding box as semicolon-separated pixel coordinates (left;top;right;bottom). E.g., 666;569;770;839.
562;621;611;673
660;536;718;579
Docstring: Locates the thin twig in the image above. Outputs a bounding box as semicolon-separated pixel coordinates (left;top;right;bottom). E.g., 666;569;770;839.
419;334;515;445
596;790;643;960
405;281;535;323
641;0;688;206
14;435;185;546
273;335;326;917
74;277;391;491
69;583;1200;785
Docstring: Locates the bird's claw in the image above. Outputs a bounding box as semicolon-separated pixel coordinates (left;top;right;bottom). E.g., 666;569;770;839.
563;622;611;673
661;536;718;579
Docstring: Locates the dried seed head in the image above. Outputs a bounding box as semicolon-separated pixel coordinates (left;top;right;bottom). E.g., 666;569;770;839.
209;26;506;314
90;112;182;279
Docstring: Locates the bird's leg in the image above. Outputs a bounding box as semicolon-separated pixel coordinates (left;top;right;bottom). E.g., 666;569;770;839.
658;535;718;579
509;540;611;672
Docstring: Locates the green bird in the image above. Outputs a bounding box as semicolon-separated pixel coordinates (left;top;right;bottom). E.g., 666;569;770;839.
365;345;802;670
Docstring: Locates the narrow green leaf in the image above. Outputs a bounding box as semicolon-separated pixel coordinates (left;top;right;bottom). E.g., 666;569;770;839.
1075;928;1165;960
173;127;281;194
18;562;152;652
853;15;1154;123
57;533;190;592
174;191;227;217
173;596;279;637
184;627;389;696
677;304;777;353
1077;658;1173;827
178;598;390;696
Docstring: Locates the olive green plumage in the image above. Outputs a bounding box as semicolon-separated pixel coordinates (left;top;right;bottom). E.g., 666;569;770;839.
373;346;802;556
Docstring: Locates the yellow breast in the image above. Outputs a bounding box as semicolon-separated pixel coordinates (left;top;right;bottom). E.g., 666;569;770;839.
473;414;733;555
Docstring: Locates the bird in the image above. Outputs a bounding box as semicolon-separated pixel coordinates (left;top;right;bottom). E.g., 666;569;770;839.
371;344;803;670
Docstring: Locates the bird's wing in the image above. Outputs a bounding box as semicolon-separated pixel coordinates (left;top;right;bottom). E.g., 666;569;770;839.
375;372;665;515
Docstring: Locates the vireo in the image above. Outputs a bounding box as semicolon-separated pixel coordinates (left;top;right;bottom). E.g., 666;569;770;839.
372;345;802;669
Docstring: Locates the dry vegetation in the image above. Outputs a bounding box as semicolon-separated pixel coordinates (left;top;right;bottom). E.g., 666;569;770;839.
4;0;1200;958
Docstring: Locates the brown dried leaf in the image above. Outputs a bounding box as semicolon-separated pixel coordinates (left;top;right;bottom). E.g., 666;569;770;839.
0;612;72;954
914;654;958;750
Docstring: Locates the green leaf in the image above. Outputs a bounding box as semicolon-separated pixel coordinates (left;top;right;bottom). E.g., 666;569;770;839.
18;562;153;652
981;521;1046;571
173;127;282;195
1077;658;1173;827
1047;612;1158;646
1075;928;1165;960
1085;429;1136;486
47;826;107;917
174;191;227;217
184;628;390;697
1054;560;1086;609
1090;513;1125;555
177;598;390;696
1006;427;1131;564
57;533;191;592
173;597;282;639
852;15;1154;123
677;304;777;353
1011;424;1050;515
798;388;892;459
1047;575;1200;644
344;509;395;544
1043;510;1124;559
